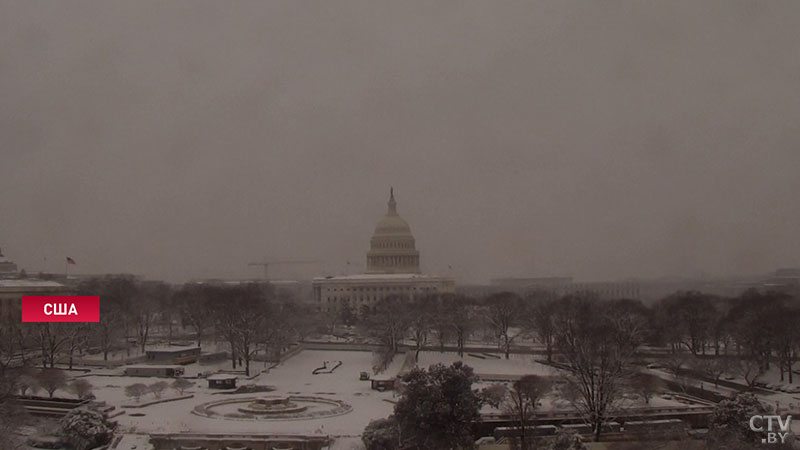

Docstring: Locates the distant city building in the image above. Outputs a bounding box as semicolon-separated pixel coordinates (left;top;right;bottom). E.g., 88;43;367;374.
313;190;455;313
480;272;791;303
486;277;640;300
0;278;72;320
636;276;760;301
486;277;573;299
314;273;456;313
0;248;19;279
760;268;800;297
187;278;312;303
562;280;641;300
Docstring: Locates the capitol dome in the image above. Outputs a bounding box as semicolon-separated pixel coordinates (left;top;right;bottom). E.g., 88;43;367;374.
373;210;412;236
366;189;420;274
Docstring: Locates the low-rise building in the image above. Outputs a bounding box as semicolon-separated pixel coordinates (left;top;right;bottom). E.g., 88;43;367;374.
145;346;201;365
124;365;185;377
0;279;72;320
313;273;455;313
207;373;238;389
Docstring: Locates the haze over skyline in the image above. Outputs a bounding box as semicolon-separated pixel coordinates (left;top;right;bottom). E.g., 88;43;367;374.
1;1;799;283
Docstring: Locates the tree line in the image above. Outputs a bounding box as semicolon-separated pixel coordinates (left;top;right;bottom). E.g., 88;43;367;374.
355;288;797;378
364;361;791;450
362;287;798;449
353;288;797;443
0;275;316;377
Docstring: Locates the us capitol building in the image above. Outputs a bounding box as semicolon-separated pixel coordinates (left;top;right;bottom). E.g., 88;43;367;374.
312;189;455;313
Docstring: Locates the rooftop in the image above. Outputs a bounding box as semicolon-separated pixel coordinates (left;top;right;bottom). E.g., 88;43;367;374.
145;345;201;353
125;364;184;369
370;374;395;381
207;373;238;381
0;279;66;288
313;273;452;282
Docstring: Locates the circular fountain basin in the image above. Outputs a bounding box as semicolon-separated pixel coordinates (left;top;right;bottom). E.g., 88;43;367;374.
193;395;352;421
237;397;308;415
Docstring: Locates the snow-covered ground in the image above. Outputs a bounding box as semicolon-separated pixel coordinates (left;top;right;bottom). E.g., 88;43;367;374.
84;349;718;445
646;366;800;435
88;350;403;437
89;349;553;437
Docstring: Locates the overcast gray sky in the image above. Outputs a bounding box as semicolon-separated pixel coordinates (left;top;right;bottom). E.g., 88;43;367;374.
1;1;799;283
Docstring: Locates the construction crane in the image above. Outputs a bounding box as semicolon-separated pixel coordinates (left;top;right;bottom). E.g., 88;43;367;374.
247;260;320;280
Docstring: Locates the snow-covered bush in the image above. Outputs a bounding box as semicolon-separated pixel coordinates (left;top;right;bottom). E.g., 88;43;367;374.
124;383;148;402
362;417;399;450
171;378;193;395
148;381;169;399
69;379;94;400
59;409;115;450
548;428;587;450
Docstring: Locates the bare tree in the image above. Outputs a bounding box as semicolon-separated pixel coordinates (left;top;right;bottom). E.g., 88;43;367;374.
0;318;18;376
36;369;67;398
657;292;720;355
408;298;430;361
69;379;93;399
769;306;799;384
428;294;476;356
175;284;215;348
124;383;148;403
133;282;170;354
79;276;133;361
211;288;242;370
16;370;39;396
261;300;306;362
485;292;523;359
736;356;764;389
35;323;70;368
62;324;88;370
503;375;551;450
171;378;193;395
628;373;663;405
526;297;557;363
691;356;730;388
727;290;788;372
211;283;273;376
160;292;181;346
553;297;641;441
663;351;690;379
365;296;410;354
479;383;508;409
453;297;478;358
0;369;26;450
606;299;650;355
148;381;169;399
430;296;451;352
236;285;272;376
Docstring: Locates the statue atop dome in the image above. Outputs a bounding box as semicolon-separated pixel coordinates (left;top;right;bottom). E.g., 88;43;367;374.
388;187;397;215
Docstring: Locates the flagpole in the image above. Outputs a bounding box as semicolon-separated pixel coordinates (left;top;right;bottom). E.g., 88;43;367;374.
65;258;68;280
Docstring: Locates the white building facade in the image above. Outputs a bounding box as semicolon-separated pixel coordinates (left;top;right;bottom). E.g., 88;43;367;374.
313;190;455;313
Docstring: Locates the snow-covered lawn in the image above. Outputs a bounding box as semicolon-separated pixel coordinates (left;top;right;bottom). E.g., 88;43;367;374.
91;350;554;436
89;350;404;436
87;349;717;441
